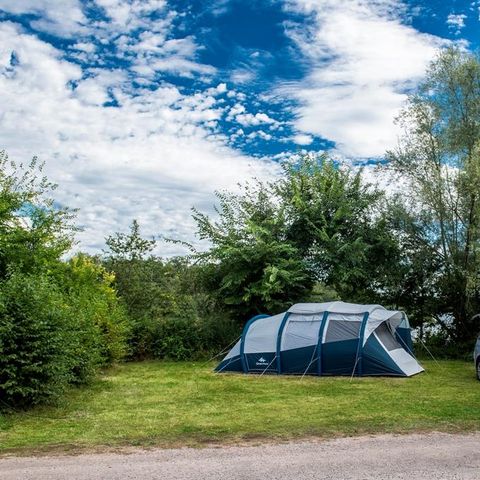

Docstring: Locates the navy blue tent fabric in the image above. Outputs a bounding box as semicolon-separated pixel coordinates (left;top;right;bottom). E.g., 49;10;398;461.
215;302;423;377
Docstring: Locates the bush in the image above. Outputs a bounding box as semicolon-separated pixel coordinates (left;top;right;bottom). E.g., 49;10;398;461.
59;255;131;367
102;224;241;361
0;272;76;407
127;313;240;361
0;259;130;409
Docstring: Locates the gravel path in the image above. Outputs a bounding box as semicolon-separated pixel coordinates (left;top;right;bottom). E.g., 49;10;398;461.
1;432;479;480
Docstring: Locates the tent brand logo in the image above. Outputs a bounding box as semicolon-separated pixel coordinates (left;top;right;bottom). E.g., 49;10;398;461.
256;357;269;366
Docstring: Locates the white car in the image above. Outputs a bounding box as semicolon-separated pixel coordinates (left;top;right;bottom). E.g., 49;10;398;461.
475;334;480;381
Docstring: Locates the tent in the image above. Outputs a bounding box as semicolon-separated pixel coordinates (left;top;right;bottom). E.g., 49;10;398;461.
216;301;423;377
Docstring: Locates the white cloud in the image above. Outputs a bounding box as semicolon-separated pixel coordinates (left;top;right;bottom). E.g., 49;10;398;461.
95;0;168;30
71;42;97;54
247;130;272;141
235;112;277;127
0;21;278;256
292;133;313;145
230;69;255;84
0;0;86;37
282;0;447;158
215;83;227;94
446;13;467;34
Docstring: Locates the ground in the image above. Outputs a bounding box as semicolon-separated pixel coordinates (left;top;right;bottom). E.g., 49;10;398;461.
1;432;479;480
0;360;479;455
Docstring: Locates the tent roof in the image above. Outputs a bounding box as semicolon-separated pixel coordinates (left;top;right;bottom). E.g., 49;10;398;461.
288;301;386;315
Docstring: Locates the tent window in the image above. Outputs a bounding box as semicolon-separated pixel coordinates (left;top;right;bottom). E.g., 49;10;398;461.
324;320;361;343
375;322;401;351
281;316;322;351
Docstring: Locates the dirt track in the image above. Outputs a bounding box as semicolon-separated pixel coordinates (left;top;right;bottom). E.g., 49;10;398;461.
1;432;479;480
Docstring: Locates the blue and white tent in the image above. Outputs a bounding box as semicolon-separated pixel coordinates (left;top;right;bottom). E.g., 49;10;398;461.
216;302;423;377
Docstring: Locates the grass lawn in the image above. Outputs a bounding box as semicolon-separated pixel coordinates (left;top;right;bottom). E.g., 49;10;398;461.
0;360;479;454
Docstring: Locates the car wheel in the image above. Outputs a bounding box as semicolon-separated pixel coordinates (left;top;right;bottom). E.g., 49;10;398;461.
477;359;480;381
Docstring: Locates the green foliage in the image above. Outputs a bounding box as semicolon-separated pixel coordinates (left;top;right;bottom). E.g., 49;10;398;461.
192;185;311;316
189;154;399;316
0;272;75;407
276;154;401;303
105;219;156;261
0;258;131;408
58;255;131;367
103;222;238;359
0;151;75;278
0;151;129;409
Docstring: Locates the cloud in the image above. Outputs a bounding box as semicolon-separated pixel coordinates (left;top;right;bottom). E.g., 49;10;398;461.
281;0;447;158
0;0;86;37
292;133;313;145
235;112;277;127
446;13;467;34
0;21;278;256
0;0;460;255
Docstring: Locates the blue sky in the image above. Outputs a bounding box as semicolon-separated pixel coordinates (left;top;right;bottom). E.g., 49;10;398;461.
0;0;478;254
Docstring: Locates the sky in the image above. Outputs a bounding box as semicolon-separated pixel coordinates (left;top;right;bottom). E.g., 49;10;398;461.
0;0;479;255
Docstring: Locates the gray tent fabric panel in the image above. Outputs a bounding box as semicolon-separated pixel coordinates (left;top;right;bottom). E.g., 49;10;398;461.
280;313;322;351
224;339;240;360
288;302;384;315
244;314;284;354
363;309;403;345
374;322;402;351
362;332;405;376
324;319;362;343
243;314;284;373
388;347;424;376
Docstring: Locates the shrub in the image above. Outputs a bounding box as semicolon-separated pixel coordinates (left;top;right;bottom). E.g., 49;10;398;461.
59;255;131;367
0;272;76;407
0;259;130;409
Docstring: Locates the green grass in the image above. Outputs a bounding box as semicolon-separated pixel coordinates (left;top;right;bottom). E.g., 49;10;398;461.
0;360;479;454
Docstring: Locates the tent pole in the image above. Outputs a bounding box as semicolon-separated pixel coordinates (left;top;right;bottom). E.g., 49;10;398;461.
240;314;269;373
276;312;290;374
357;312;370;377
316;311;330;376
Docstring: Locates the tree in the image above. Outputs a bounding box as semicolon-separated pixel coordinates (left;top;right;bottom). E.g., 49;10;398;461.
191;183;312;317
104;219;156;261
0;151;75;278
190;154;400;317
0;151;129;408
276;154;400;303
385;47;480;343
103;222;238;359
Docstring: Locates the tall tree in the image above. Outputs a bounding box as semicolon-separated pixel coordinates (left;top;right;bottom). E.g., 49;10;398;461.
386;47;480;343
190;154;400;317
276;154;400;303
191;181;312;317
0;151;75;277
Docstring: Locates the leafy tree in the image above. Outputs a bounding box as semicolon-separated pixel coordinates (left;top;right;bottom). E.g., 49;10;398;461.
105;219;156;261
190;154;399;317
0;151;129;408
385;47;480;344
190;181;313;317
103;222;238;358
276;154;400;303
0;151;75;278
